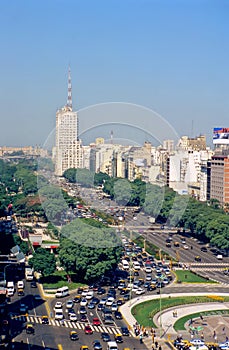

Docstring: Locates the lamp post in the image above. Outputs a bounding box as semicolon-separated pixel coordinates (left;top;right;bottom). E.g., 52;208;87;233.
3;264;11;285
158;273;165;337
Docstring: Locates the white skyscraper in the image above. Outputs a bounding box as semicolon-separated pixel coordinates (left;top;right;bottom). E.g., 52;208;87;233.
55;68;82;176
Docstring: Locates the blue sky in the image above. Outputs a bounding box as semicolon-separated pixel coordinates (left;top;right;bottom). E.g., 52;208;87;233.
0;0;228;147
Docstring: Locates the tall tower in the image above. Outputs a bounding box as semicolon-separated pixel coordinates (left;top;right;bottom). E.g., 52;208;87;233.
55;67;82;176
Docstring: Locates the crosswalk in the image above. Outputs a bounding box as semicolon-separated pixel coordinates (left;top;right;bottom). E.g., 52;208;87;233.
11;315;123;335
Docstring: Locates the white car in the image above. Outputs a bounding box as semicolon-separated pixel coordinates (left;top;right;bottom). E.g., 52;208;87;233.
66;300;74;309
183;245;189;250
135;288;145;295
100;297;107;305
80;298;88;306
86;291;94;300
69;313;77;321
54;302;63;311
145;267;152;273
55;311;64;320
81;289;89;297
190;339;205;346
17;281;24;289
106;297;115;306
219;342;229;349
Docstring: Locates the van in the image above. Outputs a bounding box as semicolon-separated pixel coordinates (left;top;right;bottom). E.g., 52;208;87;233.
7;281;14;296
121;260;129;270
55;286;69;298
17;281;24;289
107;341;118;350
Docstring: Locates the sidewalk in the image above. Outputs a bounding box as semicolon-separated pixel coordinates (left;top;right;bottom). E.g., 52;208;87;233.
120;292;229;349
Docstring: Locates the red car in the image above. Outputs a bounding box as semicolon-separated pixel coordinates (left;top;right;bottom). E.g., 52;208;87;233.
93;317;101;326
84;325;93;334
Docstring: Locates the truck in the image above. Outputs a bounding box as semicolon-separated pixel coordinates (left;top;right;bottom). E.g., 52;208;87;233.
25;267;34;281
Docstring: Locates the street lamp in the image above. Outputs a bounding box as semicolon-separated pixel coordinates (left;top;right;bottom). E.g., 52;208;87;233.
158;273;166;337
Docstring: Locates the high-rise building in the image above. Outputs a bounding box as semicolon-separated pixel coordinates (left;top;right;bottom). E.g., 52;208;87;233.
55;68;82;176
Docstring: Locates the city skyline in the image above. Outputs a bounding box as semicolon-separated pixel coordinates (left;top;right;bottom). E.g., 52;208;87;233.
0;0;228;147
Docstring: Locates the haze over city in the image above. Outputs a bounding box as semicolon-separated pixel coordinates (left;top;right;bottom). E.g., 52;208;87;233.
0;0;228;147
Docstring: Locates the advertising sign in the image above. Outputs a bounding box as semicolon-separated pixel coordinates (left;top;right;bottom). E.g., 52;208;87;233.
213;127;229;145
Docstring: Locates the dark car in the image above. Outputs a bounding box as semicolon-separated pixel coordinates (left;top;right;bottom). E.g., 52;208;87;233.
101;332;111;342
114;311;122;320
88;301;95;309
41;316;49;324
73;295;81;303
97;303;105;311
195;256;201;262
121;327;130;336
70;331;79;341
26;324;35;334
104;315;114;324
97;288;106;295
123;293;130;301
92;340;103;350
91;297;100;305
200;247;207;252
80;314;88;322
79;306;87;314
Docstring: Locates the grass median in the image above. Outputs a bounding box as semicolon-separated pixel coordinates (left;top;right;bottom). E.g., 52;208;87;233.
131;295;229;328
174;270;217;283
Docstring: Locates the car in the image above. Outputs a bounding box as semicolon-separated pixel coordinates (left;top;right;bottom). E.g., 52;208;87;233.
117;298;124;306
217;254;223;260
92;340;103;350
93;317;101;326
190;339;205;346
135;288;145;295
73;295;81;303
84;325;93;334
100;297;107;304
80;298;88;306
114;311;122;319
145;274;152;281
97;303;105;311
219;341;229;349
121;327;130;336
88;301;96;309
30;281;37;288
91;297;100;304
86;291;94;299
195;256;201;262
166;242;171;247
41;316;49;324
70;330;79;341
163;278;169;285
80;314;88;322
69;313;77;321
123;293;130;301
66;300;74;309
174;242;180;247
111;303;118;311
181;239;186;244
17;289;24;296
101;332;111;342
79;306;87;314
106;296;115;306
183;245;189;250
200;247;208;252
54;302;63;311
81;288;89;296
114;333;123;343
26;323;35;334
97;287;106;295
104;315;114;324
55;311;64;320
145;267;152;273
147;284;156;291
80;346;89;350
17;280;24;289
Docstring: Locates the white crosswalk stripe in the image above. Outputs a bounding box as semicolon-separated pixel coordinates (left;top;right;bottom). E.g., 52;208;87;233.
11;315;126;336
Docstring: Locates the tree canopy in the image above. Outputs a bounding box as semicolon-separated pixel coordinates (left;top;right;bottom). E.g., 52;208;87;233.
30;247;56;276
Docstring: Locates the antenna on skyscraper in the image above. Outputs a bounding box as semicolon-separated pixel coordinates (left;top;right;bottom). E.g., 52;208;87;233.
67;66;72;110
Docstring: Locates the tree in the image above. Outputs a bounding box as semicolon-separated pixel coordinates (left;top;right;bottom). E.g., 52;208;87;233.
30;248;56;276
58;219;122;282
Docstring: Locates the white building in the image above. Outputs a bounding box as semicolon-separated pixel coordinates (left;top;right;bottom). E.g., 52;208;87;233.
55;68;82;176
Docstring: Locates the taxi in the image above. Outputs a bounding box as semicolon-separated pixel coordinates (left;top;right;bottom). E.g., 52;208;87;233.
17;289;24;296
70;330;79;341
195;256;201;262
114;333;123;343
26;323;35;334
174;241;180;247
41;316;49;324
80;346;89;350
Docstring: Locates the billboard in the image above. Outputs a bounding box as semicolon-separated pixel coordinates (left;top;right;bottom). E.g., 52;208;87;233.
213;127;229;145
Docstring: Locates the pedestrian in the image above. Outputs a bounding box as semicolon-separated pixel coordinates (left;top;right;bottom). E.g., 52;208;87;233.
226;336;228;342
140;334;143;344
200;314;203;322
213;330;216;338
159;346;162;350
222;327;226;334
201;332;204;340
155;341;158;348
